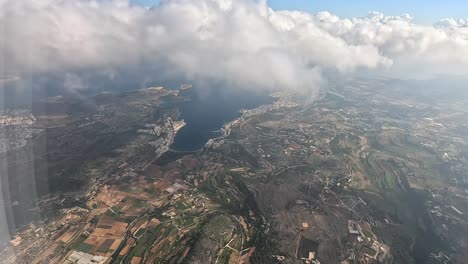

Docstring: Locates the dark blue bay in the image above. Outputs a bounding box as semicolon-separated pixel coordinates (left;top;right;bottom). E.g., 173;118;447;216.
172;89;273;151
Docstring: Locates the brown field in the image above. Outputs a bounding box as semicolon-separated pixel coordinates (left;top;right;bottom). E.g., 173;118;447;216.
181;157;199;170
143;165;163;178
32;242;60;264
97;239;115;253
81;215;129;256
93;217;128;238
131;256;142;264
57;228;78;244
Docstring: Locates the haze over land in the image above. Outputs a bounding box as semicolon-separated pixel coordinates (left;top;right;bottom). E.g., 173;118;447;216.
1;0;468;97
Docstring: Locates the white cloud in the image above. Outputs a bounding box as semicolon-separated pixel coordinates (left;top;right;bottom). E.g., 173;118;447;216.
0;0;467;94
435;18;468;29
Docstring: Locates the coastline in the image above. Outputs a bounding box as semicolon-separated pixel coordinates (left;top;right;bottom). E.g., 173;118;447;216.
204;92;299;151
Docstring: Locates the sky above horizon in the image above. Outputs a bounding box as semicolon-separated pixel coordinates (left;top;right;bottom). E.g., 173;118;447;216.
2;0;468;97
132;0;468;23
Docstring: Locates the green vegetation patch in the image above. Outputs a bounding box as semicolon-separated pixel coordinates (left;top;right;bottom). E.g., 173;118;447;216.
125;224;169;261
97;239;115;253
362;229;373;238
132;198;148;208
135;228;146;237
76;242;94;253
204;215;233;243
363;246;377;256
218;248;233;264
71;236;87;249
175;201;189;210
128;235;153;258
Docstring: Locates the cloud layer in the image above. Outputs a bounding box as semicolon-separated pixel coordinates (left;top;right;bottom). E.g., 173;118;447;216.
1;0;468;94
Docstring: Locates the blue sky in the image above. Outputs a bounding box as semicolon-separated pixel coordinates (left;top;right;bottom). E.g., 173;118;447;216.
131;0;468;23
